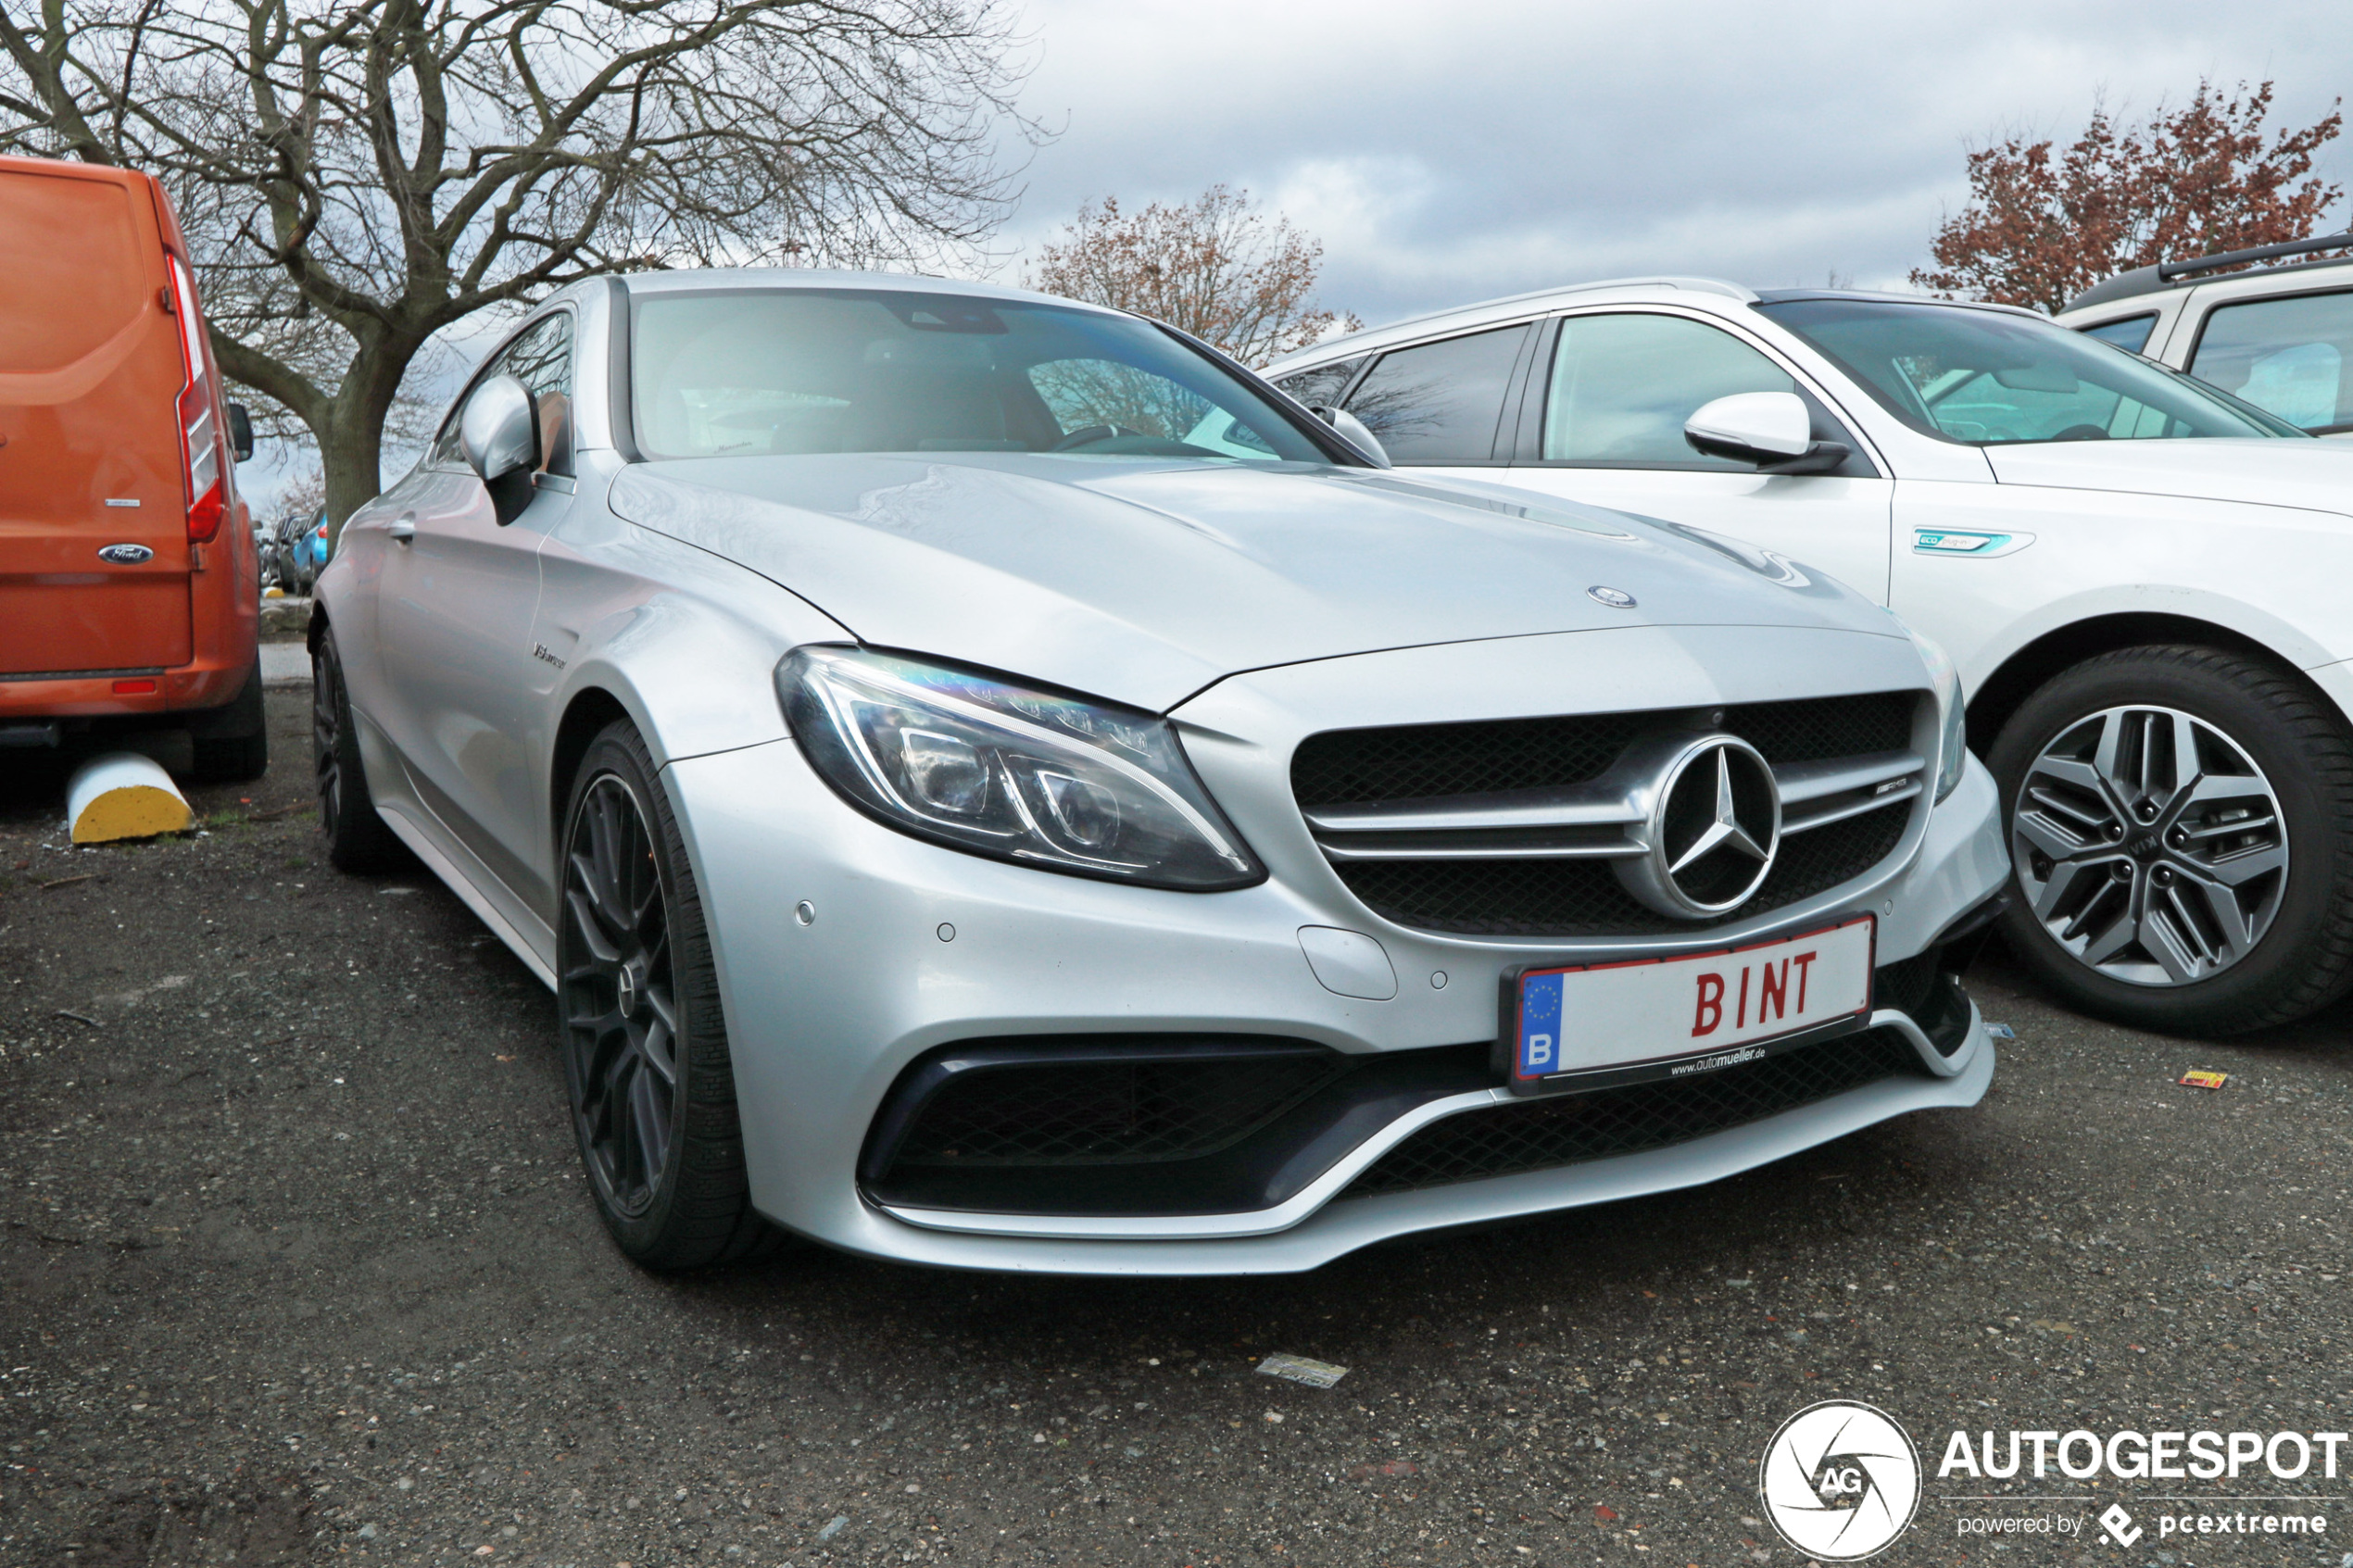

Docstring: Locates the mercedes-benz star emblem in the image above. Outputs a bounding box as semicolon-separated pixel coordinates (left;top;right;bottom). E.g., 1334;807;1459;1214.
1617;734;1781;918
1586;585;1637;608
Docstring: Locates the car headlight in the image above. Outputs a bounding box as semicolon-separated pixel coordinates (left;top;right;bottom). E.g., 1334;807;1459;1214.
777;646;1265;890
1888;616;1969;803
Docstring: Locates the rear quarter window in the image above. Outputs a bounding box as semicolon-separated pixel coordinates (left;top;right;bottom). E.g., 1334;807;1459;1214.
2078;314;2157;355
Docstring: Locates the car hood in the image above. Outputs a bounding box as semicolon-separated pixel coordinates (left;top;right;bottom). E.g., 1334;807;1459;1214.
609;455;1904;711
1984;437;2353;514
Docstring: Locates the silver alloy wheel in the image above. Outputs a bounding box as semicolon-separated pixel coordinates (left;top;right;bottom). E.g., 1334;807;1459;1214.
2009;704;2288;986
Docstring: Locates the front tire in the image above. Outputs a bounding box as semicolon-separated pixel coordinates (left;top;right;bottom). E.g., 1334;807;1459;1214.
557;721;774;1269
1989;645;2353;1034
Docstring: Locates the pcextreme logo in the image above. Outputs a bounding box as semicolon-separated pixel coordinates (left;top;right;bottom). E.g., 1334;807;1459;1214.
1758;1400;1923;1561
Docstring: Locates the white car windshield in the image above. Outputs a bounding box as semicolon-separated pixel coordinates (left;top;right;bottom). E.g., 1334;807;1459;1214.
630;288;1328;463
1760;296;2306;445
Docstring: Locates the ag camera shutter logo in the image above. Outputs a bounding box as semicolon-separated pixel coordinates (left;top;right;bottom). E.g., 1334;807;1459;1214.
1758;1400;1921;1561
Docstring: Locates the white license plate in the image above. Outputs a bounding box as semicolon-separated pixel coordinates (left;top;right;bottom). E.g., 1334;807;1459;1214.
1507;916;1876;1088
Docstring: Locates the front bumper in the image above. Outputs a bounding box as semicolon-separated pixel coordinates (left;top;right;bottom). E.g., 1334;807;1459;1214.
665;705;2007;1276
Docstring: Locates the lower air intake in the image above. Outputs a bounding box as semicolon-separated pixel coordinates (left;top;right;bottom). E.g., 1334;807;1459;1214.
1343;1028;1926;1198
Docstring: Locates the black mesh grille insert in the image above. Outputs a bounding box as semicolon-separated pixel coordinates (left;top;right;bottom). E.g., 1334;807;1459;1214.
1291;692;1917;809
1344;1028;1925;1198
1332;800;1910;937
890;1051;1353;1168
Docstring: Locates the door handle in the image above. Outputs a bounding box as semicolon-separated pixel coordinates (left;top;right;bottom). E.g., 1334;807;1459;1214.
388;515;416;544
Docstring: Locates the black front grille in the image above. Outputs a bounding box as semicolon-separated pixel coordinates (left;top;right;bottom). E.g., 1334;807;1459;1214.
890;1050;1349;1168
1344;1028;1926;1198
1332;800;1910;937
1291;692;1916;809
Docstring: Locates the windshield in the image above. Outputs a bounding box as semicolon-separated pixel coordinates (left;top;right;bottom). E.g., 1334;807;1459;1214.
630;288;1328;463
1758;297;2304;445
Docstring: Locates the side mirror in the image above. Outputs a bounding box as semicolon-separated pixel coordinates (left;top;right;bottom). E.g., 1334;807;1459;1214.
225;402;255;463
1310;405;1391;468
1684;392;1849;474
459;373;540;524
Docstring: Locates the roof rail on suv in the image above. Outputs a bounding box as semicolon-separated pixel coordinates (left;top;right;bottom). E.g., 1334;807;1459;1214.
2065;230;2353;312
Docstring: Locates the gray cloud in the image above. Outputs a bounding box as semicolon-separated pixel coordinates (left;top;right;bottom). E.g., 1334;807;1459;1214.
1001;0;2349;330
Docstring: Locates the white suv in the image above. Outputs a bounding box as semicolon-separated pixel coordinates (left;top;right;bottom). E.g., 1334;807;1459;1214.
1265;279;2353;1035
2056;231;2353;436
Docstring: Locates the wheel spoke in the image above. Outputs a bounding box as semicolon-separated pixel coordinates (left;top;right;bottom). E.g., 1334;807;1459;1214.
2076;912;2138;969
628;1064;669;1185
644;986;679;1056
563;886;623;964
2031;857;2098;920
2195;841;2286;889
2087;710;2128;794
2014;806;2098;860
2175;872;2252;953
2164;710;2204;797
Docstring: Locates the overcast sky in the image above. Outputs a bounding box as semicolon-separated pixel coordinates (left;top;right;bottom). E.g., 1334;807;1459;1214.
246;1;2351;514
991;0;2351;332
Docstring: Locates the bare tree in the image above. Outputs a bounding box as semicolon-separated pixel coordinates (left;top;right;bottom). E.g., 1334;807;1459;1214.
0;0;1038;526
1025;184;1358;365
1914;80;2343;314
271;464;325;526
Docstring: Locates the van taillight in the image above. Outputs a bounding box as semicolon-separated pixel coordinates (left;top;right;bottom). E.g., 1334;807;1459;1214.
167;255;226;544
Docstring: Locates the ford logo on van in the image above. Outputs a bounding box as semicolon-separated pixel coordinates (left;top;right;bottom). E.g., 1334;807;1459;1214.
96;543;154;565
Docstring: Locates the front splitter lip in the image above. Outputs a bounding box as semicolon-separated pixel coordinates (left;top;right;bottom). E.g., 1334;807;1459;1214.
862;1003;1990;1261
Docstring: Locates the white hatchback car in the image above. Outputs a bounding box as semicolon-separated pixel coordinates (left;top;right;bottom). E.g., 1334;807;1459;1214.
1267;281;2353;1035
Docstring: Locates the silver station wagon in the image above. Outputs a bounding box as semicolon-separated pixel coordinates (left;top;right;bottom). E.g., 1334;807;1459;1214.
311;270;2007;1274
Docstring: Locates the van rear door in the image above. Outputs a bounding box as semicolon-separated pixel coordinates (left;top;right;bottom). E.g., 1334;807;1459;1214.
0;159;192;676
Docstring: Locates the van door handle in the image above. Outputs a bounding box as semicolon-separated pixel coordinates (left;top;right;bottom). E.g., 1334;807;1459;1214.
388;515;416;544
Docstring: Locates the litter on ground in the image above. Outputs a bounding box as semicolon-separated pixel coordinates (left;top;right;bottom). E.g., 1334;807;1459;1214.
1256;1353;1348;1388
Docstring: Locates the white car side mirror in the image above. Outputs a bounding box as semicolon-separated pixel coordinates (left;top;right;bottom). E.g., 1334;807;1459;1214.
1311;405;1391;468
1685;392;1810;459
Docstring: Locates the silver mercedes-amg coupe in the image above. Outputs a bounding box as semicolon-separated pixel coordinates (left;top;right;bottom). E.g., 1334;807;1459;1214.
311;270;2007;1274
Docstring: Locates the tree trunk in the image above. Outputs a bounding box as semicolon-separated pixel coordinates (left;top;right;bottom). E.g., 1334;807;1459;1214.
316;420;387;546
314;327;430;546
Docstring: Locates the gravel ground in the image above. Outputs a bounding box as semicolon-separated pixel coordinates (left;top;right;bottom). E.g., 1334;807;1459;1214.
2;688;2348;1567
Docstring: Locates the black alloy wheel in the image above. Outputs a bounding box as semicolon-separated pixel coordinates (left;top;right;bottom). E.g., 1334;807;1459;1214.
562;770;680;1215
312;625;407;872
557;721;774;1268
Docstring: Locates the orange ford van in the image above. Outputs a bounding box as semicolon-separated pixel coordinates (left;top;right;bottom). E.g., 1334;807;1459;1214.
0;153;264;780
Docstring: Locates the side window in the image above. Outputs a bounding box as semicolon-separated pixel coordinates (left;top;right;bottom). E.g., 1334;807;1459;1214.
1273;357;1364;408
1342;326;1528;463
1541;313;1795;466
2080;314;2157;355
430;311;577;474
2190;292;2353;433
